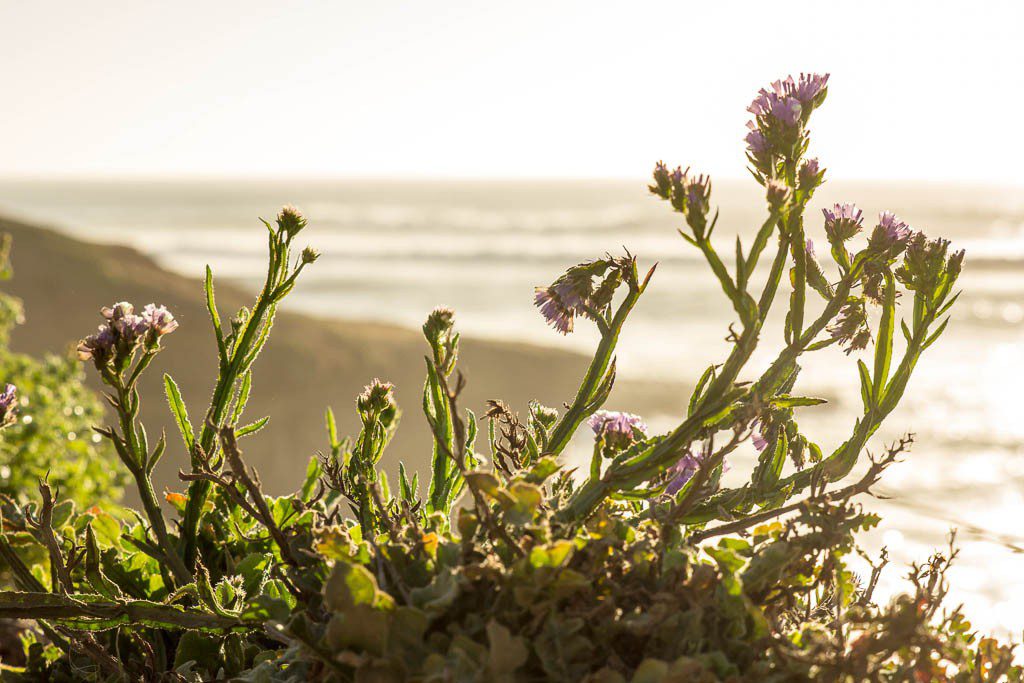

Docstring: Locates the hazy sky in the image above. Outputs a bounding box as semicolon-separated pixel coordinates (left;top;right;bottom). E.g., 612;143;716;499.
2;1;1021;182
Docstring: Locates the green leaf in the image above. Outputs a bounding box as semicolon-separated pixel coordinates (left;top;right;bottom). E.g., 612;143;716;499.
163;374;195;453
174;630;224;670
769;395;827;408
325;604;389;656
205;265;226;360
872;271;896;400
232;371;253;423
857;359;873;412
487;620;528;674
325;406;339;449
235;416;269;438
323;562;378;612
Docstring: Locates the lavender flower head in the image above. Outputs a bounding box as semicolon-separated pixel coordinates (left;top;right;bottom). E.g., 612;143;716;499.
867;211;914;255
685;173;712;215
822;203;864;242
77;325;116;362
665;449;702;496
752;431;769;452
534;281;582;335
798;158;823;189
791;72;830;105
534;260;619;335
748;73;830;118
879;211;912;242
745;125;769;160
769;96;802;127
142;304;179;336
78;301;178;366
0;383;17;427
589;410;647;448
805;238;816;258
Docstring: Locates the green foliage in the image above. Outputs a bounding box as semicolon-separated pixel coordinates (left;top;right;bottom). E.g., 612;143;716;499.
0;81;1018;681
0;238;124;507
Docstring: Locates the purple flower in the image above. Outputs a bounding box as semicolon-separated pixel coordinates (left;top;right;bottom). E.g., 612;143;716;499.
0;383;17;426
799;158;822;189
101;301;134;321
534;284;576;335
769;96;803;127
822;203;864;242
142;304;178;336
746;73;829;141
589;410;647;447
805;238;816;258
745;127;769;158
867;212;913;254
77;325;116;362
828;298;872;354
752;431;769;452
665;449;702;495
684;173;712;220
792;72;830;105
534;265;599;335
878;211;912;242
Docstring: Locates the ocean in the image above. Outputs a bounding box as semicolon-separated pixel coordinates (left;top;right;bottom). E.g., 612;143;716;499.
1;177;1022;634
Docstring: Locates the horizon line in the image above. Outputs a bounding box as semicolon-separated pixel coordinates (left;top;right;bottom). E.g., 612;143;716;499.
0;172;1020;190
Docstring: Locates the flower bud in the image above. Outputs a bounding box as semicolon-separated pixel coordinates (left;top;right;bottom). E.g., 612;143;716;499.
276;204;307;237
798;158;824;191
301;246;320;265
423;306;454;337
765;179;791;211
357;379;397;427
648;161;672;199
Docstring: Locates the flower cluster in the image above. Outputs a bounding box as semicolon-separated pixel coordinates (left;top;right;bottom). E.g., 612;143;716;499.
77;302;178;367
589;410;647;449
747;73;830;126
828;297;872;354
868;211;914;253
534;257;630;334
745;72;830;176
0;383;16;428
895;233;965;297
357;378;397;419
649;163;713;236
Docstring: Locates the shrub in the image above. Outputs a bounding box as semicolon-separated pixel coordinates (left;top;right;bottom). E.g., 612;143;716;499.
0;75;1017;682
0;235;125;507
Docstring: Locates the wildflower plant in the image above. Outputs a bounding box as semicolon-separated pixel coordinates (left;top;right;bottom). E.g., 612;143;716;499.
0;75;1015;682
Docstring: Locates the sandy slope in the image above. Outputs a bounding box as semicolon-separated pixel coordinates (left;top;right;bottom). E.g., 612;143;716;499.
0;216;685;502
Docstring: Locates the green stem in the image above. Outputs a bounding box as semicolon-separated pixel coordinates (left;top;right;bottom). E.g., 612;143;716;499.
544;282;643;457
113;378;191;586
182;262;281;568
